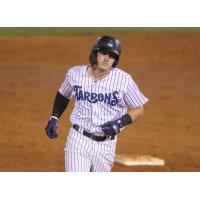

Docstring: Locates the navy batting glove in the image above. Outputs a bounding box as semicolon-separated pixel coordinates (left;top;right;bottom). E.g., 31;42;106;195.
45;117;58;139
101;118;123;136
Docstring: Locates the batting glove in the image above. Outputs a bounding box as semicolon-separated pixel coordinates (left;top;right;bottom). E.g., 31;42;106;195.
100;118;123;136
45;116;58;139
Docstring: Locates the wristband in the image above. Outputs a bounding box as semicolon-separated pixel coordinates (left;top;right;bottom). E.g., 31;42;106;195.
50;116;58;120
121;114;132;126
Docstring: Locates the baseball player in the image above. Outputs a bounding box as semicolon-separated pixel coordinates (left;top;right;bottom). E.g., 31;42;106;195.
45;35;149;172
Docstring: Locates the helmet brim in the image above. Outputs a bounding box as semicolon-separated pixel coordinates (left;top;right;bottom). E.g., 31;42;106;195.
94;46;120;57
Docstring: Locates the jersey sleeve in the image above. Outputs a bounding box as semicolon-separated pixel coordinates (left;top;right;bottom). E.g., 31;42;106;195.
58;71;73;99
124;75;149;109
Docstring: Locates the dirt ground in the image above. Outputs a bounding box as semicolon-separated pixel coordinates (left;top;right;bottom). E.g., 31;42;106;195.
0;32;200;172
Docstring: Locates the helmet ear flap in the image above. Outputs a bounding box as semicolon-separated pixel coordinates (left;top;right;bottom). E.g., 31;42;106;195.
89;51;97;66
112;60;118;68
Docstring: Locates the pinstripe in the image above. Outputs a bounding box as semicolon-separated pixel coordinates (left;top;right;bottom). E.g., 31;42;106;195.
125;92;138;107
80;67;85;126
103;141;110;171
61;65;148;172
67;151;91;172
66;128;93;172
98;143;106;171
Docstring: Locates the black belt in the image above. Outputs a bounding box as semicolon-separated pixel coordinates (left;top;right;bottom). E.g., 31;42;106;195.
73;124;115;142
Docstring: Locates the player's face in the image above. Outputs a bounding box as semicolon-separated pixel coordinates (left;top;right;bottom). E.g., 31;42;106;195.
96;51;116;71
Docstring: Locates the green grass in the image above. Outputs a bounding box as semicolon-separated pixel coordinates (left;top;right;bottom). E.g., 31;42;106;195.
0;27;200;36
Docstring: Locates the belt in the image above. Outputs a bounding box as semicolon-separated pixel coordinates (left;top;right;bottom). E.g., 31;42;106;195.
72;124;115;142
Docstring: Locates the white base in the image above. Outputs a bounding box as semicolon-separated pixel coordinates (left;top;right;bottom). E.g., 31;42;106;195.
114;154;165;166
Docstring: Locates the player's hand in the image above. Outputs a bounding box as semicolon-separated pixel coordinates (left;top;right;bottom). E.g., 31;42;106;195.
45;116;58;139
100;118;123;136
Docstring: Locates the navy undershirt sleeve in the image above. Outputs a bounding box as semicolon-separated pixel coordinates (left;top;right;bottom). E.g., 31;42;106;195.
52;91;70;118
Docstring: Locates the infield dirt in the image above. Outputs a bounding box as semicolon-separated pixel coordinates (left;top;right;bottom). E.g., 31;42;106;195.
0;32;200;171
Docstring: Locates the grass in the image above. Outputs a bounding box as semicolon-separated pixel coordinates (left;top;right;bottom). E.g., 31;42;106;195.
0;27;200;36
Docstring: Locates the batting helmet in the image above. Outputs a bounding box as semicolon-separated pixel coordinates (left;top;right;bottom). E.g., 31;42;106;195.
89;35;121;68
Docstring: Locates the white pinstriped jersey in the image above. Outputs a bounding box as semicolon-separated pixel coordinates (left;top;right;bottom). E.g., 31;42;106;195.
59;65;148;135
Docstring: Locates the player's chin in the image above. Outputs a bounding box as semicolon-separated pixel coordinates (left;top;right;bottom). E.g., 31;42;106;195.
98;65;112;72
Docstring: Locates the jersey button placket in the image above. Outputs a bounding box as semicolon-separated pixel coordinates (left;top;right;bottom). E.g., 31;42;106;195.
91;80;98;133
89;80;96;163
90;79;97;133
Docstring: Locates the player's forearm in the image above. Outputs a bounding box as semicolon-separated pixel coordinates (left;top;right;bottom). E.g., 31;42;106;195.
127;106;144;123
118;106;144;127
51;91;70;119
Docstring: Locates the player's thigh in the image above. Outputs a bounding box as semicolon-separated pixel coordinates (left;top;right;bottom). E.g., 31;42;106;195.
91;155;112;172
91;140;117;172
65;151;91;172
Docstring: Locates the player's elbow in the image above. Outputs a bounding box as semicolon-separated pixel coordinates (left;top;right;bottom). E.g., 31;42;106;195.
138;106;144;117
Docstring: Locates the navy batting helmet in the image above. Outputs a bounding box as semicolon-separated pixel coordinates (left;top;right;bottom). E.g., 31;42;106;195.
89;35;121;68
